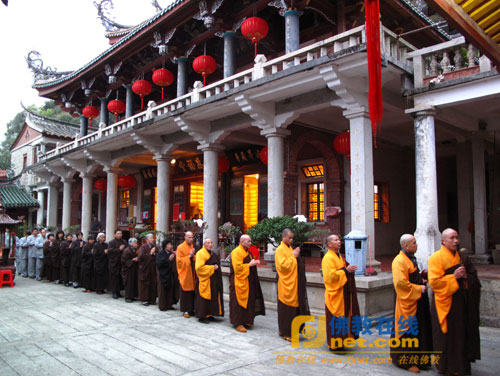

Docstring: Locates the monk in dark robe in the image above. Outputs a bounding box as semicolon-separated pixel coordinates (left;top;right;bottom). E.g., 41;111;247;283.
275;228;310;342
390;234;433;372
157;239;178;311
42;234;55;281
81;236;95;292
322;234;360;352
60;233;73;286
121;237;139;303
230;234;265;333
195;238;224;323
52;231;64;284
176;231;196;318
93;233;108;294
429;228;481;375
138;234;157;306
107;230;127;299
70;232;84;288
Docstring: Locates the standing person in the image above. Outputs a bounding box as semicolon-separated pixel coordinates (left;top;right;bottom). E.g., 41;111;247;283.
322;234;360;351
390;234;433;372
138;234;157;306
17;231;30;277
28;228;44;280
93;233;108;295
429;228;481;375
121;237;139;303
14;231;21;273
52;231;65;284
2;227;13;265
195;238;224;323
40;228;47;241
229;235;265;333
107;230;127;299
156;239;177;311
90;216;102;235
60;233;74;286
81;236;95;292
176;231;196;318
275;228;310;342
42;234;55;282
70;232;85;288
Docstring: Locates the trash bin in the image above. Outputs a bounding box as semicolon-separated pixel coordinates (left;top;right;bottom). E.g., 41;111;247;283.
344;230;367;276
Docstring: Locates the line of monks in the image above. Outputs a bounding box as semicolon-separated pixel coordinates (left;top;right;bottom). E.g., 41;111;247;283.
30;226;480;375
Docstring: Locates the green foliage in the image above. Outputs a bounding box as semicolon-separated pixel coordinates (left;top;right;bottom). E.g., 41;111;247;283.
218;222;241;255
171;220;205;234
63;225;81;235
247;216;315;248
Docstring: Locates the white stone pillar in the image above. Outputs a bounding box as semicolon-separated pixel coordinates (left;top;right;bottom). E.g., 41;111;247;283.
343;156;351;235
135;173;144;222
47;183;59;228
344;107;376;263
81;173;94;238
471;135;489;260
412;108;440;268
36;189;46;226
62;178;74;232
104;167;120;241
154;155;172;234
456;142;473;251
201;145;221;251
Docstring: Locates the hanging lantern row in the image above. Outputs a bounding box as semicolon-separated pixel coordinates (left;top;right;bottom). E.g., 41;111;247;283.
118;175;137;189
82;105;100;130
107;99;126;122
333;131;350;159
259;146;268;165
132;79;153;110
241;17;269;58
152;68;174;100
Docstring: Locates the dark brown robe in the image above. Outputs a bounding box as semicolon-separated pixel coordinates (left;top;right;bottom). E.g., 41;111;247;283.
229;253;265;326
107;238;127;293
60;240;72;283
93;241;108;292
51;239;62;281
195;250;224;319
42;240;53;281
70;239;84;284
156;249;178;311
80;243;94;290
121;246;138;300
430;252;481;375
277;256;310;337
138;243;157;303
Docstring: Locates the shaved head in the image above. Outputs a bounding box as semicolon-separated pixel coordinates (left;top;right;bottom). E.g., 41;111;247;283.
327;234;339;243
185;231;194;245
239;234;252;250
204;238;213;251
441;228;459;252
400;234;414;248
441;228;457;241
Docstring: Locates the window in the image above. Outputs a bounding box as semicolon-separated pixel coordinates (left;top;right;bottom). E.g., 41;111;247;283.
190;182;204;217
302;164;324;178
244;174;259;230
22;154;27;168
120;190;130;208
374;183;390;223
306;182;325;222
299;161;326;222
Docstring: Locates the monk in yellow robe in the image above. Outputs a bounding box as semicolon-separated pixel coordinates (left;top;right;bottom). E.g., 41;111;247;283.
176;231;196;318
229;234;265;333
390;234;432;373
429;228;481;375
275;228;310;341
322;234;359;351
195;238;224;323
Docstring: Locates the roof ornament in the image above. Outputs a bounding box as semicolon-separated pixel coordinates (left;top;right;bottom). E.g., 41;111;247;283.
151;0;162;12
268;0;287;16
94;0;131;32
151;28;176;56
81;78;96;97
194;0;224;29
25;50;71;83
215;17;246;37
104;62;122;84
61;91;75;109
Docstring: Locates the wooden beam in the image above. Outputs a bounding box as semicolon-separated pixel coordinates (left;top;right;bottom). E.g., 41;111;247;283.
426;0;500;67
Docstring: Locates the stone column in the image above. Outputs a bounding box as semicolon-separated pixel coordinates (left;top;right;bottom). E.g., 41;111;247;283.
81;173;94;238
154;155;172;234
135;173;144;222
284;9;300;53
201;145;221;250
99;98;109;126
344;107;377;264
104;167;120;241
125;84;134;118
36;189;45;226
47;183;59;228
177;57;188;97
343;156;351;234
62;178;74;231
456;142;473;251
223;31;236;78
79;115;88;137
471;135;489;262
412;108;440;268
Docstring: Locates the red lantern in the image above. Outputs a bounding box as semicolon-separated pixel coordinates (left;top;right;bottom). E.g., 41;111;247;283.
241;17;269;57
82;106;99;130
132;80;152;110
218;156;230;173
118;175;137;189
94;179;107;192
333;131;350;158
259;146;268;165
107;99;126;122
152;68;174;101
192;55;217;86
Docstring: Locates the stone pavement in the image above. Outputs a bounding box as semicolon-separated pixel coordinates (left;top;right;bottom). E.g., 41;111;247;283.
0;277;498;375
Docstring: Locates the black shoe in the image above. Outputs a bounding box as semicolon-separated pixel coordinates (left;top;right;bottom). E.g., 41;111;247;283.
117;293;123;298
125;299;133;303
141;302;149;306
207;316;221;322
198;318;210;324
64;283;70;287
112;293;118;299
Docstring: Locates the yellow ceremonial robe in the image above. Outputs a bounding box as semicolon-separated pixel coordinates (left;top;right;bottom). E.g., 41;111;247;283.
275;241;299;307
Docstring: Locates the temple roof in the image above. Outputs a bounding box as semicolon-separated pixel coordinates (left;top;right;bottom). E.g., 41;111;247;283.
0;186;39;209
23;108;80;139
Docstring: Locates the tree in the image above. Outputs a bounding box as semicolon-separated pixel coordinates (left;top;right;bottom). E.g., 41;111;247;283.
247;216;315;249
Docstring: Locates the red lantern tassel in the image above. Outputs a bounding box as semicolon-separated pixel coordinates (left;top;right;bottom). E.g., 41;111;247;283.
254;40;258;58
202;73;206;86
114;114;118;123
89;118;92;130
140;96;144;110
365;0;383;148
161;87;164;101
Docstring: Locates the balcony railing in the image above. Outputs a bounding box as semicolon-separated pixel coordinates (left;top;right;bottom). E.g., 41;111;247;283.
40;24;415;162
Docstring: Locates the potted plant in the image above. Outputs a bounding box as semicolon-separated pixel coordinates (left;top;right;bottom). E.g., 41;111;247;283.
218;222;241;266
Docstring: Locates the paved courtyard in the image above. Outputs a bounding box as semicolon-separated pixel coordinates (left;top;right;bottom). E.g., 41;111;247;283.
0;277;498;375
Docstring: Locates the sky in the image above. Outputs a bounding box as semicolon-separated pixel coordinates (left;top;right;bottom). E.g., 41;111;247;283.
0;0;175;142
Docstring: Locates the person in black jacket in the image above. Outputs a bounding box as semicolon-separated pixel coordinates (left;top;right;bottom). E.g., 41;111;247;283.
156;239;178;311
70;232;85;288
52;231;64;284
81;236;95;292
93;233;108;295
107;230;127;299
60;233;73;286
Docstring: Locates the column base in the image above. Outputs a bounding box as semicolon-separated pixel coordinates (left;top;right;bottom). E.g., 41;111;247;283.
469;253;492;265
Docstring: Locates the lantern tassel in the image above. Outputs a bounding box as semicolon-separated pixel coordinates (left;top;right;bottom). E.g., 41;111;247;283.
254;41;257;58
161;87;164;101
140;96;144;110
203;73;206;86
114;114;118;123
365;0;383;148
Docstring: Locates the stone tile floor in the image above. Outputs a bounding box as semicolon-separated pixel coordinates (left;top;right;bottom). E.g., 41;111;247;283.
0;277;498;375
